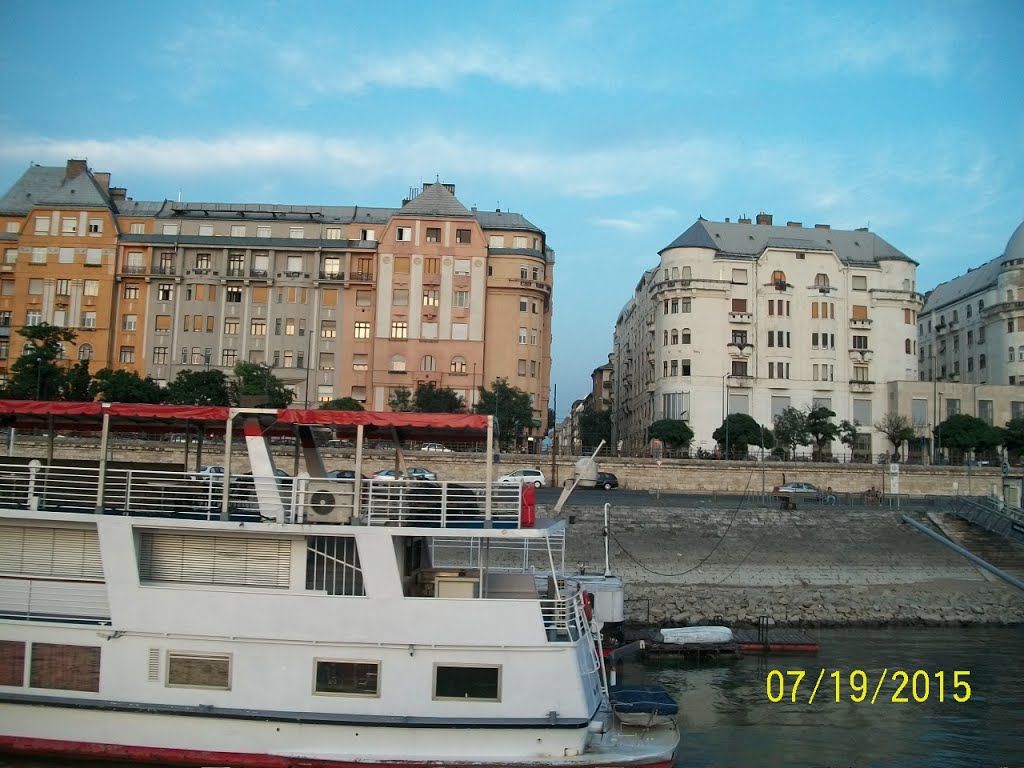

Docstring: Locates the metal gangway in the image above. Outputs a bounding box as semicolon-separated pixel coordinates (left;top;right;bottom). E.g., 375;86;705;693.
954;496;1024;545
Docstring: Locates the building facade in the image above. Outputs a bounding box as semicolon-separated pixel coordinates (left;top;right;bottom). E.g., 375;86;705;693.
0;162;553;436
611;213;923;457
918;220;1024;388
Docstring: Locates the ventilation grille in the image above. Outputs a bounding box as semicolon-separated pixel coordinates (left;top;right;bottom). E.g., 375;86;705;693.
148;648;160;682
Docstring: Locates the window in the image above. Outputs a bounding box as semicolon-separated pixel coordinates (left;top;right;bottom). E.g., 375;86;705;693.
453;291;469;308
423;289;439;307
31;247;46;264
905;338;912;354
731;298;747;313
681;299;691;313
771;270;786;285
393;289;409;307
681;328;691;344
223;318;239;335
681;359;692;376
354;322;370;339
853;365;870;381
454;259;471;276
904;308;913;324
456;229;471;244
423;257;440;274
320;321;337;339
322;256;342;278
814;273;829;289
670;360;678;376
122;314;137;331
315;660;379;697
425;227;441;243
80;311;96;329
670;330;679;345
225;287;243;303
119;346;135;363
250;319;266;336
62;217;77;235
453;323;469;340
520;297;528;312
26;310;41;327
852;275;867;291
153;347;168;365
352;354;368;371
853;335;868;350
851;305;868;320
289;226;304;239
519;327;527;344
980;354;987;369
732;330;747;346
731;269;747;284
29;279;43;295
3;248;15;265
396;226;411;242
167;653;231;690
450;356;467;374
157;284;174;302
34;216;50;234
0;311;9;328
162;223;178;236
390;321;407;339
421;355;436;372
389;355;406;372
356;290;372;307
30;643;100;692
853;399;872;425
491;236;506;248
78;344;94;361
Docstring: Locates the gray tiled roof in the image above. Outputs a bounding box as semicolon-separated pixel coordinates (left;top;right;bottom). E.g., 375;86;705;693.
473;210;543;233
661;218;913;265
399;182;472;217
920;257;1002;314
0;164;112;214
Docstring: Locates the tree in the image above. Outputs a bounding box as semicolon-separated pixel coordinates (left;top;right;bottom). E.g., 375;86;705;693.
773;406;810;459
547;407;556;433
474;378;534;447
60;360;93;402
1003;417;1024;461
319;397;365;411
934;413;1003;463
412;382;464;413
805;405;839;461
4;323;78;400
166;369;231;406
838;419;860;460
649;419;694;449
388;387;412;412
874;412;916;462
578;407;611;448
90;368;164;403
231;362;293;408
712;413;773;459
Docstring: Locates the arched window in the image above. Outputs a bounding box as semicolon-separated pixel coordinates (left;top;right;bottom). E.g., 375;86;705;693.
663;330;669;346
22;342;33;355
681;266;692;280
814;273;830;288
671;266;679;279
1010;347;1015;362
78;343;94;361
671;330;679;345
450;356;467;373
389;355;406;372
56;343;67;359
771;270;786;285
905;339;912;354
681;328;691;344
1018;345;1023;360
421;355;435;371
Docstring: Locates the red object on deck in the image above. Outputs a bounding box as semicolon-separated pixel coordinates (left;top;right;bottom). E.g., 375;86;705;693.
520;483;536;527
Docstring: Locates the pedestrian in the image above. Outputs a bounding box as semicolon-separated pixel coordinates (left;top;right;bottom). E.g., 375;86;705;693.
825;486;837;506
616;439;623;457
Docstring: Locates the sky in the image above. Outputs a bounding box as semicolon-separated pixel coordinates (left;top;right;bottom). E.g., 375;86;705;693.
1;0;1022;416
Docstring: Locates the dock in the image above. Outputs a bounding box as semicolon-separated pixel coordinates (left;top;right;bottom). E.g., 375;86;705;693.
733;616;819;653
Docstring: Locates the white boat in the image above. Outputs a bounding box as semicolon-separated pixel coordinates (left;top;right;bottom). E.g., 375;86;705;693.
0;401;678;767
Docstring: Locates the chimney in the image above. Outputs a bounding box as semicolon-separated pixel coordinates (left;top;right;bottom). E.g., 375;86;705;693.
94;172;110;193
755;212;773;225
724;217;730;223
738;216;751;224
65;159;88;180
814;223;830;229
786;221;802;228
109;187;127;203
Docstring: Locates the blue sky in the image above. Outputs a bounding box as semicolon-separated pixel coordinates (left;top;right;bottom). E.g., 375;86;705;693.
1;0;1022;415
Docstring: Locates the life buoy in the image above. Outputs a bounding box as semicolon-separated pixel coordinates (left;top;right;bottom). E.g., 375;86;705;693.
520;482;536;528
582;591;594;622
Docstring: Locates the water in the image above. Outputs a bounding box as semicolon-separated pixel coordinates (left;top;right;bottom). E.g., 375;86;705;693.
636;625;1024;768
2;627;1021;768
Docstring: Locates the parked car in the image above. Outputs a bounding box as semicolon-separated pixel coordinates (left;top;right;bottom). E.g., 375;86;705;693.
373;467;438;481
325;469;366;480
497;468;546;488
777;482;820;495
192;465;225;483
421;442;453;453
595;471;619;490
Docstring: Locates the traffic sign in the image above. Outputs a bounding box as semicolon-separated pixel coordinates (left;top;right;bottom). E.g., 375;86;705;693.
889;463;900;475
1002;461;1010;477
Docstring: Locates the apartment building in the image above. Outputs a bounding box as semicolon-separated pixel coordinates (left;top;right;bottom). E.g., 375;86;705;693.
0;162;554;436
0;160;120;375
611;213;922;457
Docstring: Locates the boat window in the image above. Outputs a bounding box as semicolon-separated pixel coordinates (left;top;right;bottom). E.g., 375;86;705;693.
433;664;501;702
0;641;25;686
166;652;231;690
0;525;103;579
306;536;365;596
29;642;100;692
138;532;291;589
314;660;379;697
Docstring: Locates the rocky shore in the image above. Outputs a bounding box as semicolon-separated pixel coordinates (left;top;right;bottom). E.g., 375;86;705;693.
554;503;1024;628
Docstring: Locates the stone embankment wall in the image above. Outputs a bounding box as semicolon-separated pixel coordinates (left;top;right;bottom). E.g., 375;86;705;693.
553;502;1024;628
7;438;1005;497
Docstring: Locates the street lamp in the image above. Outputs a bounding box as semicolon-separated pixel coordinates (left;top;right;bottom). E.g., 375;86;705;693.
722;372;731;459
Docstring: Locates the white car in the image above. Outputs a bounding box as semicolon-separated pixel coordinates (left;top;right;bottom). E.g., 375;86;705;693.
497;468;546;488
421;443;453;453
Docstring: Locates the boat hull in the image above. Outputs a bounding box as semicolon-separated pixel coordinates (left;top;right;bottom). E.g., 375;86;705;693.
0;701;677;768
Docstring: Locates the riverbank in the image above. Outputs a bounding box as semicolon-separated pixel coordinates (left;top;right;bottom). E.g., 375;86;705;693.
553;502;1024;627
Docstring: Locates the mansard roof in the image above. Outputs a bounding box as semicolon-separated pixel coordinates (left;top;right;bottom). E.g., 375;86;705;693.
0;163;113;214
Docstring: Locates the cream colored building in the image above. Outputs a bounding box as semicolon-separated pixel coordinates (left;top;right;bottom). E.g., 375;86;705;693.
612;213;923;457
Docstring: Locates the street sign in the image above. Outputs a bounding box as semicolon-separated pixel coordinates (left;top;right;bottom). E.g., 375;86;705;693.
889;463;900;475
890;476;900;494
1002;461;1011;477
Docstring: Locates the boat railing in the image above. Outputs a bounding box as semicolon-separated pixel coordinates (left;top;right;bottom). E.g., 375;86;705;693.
540;592;592;649
0;463;529;529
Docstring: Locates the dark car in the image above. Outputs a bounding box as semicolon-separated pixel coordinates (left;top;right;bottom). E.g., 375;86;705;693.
596;472;619;490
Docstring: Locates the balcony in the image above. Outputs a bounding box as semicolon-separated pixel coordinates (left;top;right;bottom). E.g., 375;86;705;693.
225;268;245;277
319;270;344;280
729;375;754;387
123;265;147;275
849;317;872;328
249;269;269;279
728;311;753;324
349;271;374;282
849;379;875;392
849;348;873;361
151;266;176;275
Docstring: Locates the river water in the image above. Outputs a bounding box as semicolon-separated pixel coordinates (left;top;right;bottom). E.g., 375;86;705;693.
2;626;1021;768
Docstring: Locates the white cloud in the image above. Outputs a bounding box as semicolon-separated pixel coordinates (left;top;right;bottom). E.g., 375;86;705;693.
593;206;680;233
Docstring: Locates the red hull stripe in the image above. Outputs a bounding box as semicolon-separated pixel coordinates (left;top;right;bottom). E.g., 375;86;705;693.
0;735;674;768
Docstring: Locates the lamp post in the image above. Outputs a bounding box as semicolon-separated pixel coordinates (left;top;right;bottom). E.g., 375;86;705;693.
722;372;731;459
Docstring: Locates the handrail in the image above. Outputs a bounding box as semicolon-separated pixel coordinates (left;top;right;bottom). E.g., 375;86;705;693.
955;497;1024;544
